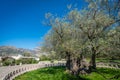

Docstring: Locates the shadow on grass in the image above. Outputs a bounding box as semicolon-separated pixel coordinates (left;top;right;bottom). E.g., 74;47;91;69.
95;68;120;80
61;73;90;80
38;66;65;74
15;66;120;80
37;66;90;80
34;67;120;80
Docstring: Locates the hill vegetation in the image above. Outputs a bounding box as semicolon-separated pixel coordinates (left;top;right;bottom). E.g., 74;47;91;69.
0;46;37;56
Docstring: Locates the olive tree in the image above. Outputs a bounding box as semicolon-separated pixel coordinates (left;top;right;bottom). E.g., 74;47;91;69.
41;0;120;76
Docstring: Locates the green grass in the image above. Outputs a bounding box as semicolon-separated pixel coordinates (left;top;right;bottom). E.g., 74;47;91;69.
14;66;120;80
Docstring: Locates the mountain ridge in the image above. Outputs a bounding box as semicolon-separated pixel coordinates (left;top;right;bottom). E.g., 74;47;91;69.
0;46;37;56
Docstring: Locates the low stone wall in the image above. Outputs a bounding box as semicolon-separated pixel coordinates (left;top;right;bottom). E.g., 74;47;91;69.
97;63;120;69
0;62;65;80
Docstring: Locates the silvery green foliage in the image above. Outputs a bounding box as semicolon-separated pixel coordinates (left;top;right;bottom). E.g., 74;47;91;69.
42;0;120;60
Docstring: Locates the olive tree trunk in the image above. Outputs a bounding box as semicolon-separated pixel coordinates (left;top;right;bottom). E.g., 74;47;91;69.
66;52;71;70
89;47;96;71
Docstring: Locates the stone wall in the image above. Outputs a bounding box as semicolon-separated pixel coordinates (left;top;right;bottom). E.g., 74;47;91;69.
0;62;65;80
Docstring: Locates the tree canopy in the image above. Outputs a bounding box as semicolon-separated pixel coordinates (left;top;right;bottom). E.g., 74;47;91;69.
41;0;120;76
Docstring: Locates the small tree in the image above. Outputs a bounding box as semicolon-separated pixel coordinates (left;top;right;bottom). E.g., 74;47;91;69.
23;52;31;57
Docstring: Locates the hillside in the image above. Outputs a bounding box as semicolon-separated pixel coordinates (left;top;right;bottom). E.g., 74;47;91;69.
0;46;37;56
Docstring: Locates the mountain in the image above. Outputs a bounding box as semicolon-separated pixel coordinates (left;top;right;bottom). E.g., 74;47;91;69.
0;46;38;56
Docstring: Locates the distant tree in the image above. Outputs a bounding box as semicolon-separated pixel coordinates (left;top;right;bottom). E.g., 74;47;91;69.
23;52;31;57
39;55;51;61
106;26;120;60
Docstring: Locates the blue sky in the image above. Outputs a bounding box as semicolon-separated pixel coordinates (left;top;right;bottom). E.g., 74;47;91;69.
0;0;85;49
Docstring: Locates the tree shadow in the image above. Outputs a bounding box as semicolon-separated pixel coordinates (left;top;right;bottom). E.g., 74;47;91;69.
95;68;120;80
61;73;90;80
38;66;65;74
37;66;90;80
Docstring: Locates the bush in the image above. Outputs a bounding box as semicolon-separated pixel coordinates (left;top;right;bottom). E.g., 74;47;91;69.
2;58;15;66
39;55;51;61
18;58;38;64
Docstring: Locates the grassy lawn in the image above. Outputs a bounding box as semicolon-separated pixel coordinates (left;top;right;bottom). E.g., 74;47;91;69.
14;66;120;80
